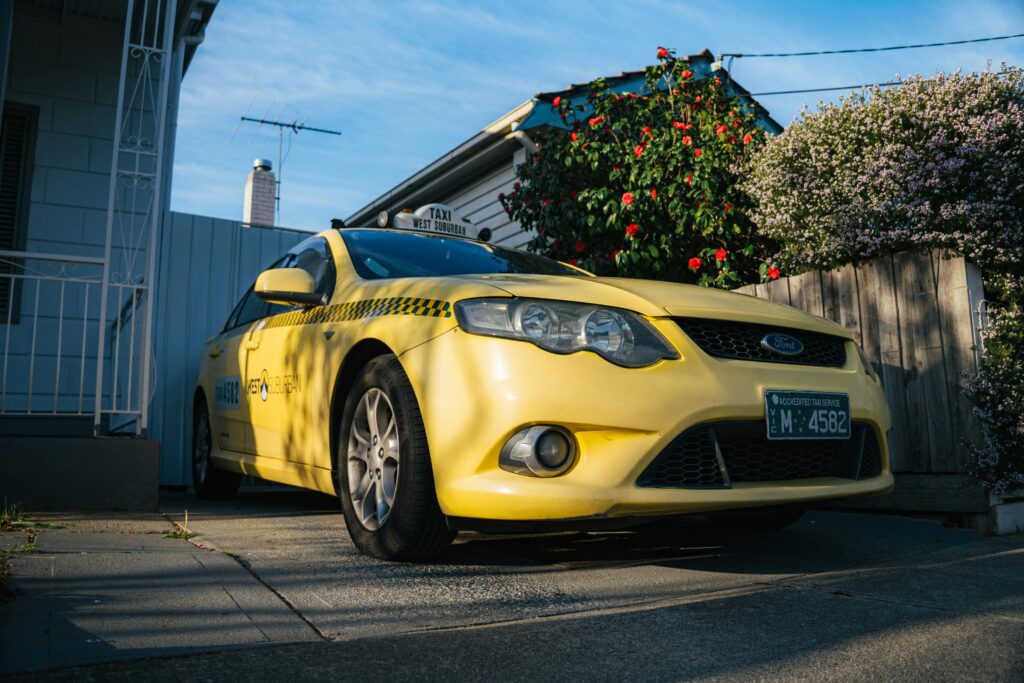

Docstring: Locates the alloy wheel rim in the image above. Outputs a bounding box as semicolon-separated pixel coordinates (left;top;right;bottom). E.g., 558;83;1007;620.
195;412;210;484
347;387;400;530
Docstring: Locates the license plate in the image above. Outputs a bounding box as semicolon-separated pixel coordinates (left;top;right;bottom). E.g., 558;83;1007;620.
765;390;851;440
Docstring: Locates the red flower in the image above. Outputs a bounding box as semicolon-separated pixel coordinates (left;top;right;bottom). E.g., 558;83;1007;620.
626;223;639;237
693;148;703;157
733;119;741;128
715;124;728;136
715;248;727;261
727;135;736;143
611;249;622;261
650;188;657;199
685;173;692;185
695;96;702;103
588;116;605;127
768;266;781;280
542;198;552;208
657;47;669;59
552;96;562;107
570;131;578;142
633;144;645;158
688;257;702;271
743;133;753;145
681;69;693;79
723;204;731;213
568;189;578;199
537;226;545;234
575;240;586;253
641;126;652;137
672;121;686;130
514;181;521;190
622;192;634;206
568;258;578;266
682;135;692;146
498;192;505;201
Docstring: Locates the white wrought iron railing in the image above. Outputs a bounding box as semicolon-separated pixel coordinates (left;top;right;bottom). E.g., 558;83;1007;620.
0;250;105;415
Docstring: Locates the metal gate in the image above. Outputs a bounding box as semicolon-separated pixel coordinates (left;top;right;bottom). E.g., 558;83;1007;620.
93;0;178;436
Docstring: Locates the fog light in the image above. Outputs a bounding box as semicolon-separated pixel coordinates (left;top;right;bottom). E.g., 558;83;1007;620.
536;430;571;469
499;425;576;477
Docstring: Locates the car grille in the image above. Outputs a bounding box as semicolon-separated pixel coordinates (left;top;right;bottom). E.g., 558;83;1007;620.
636;421;884;489
673;317;847;368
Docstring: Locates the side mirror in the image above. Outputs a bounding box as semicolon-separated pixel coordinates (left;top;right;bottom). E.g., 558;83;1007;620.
254;268;324;307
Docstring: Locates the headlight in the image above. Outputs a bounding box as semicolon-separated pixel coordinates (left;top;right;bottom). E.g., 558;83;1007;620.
454;298;679;367
855;343;880;382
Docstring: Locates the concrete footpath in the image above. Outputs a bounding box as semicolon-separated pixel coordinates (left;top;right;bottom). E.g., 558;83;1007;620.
1;489;1022;681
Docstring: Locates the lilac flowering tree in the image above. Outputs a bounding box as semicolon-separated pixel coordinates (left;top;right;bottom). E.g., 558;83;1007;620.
742;67;1024;275
743;67;1024;492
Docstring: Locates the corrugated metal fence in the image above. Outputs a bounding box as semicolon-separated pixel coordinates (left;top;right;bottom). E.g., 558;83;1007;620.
735;250;987;480
149;212;308;485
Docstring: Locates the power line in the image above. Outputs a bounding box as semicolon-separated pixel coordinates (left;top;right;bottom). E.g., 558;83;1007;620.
745;80;904;97
739;70;1010;98
724;31;1024;59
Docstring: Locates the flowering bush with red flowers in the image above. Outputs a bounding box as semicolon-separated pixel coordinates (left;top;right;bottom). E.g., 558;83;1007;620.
500;47;776;288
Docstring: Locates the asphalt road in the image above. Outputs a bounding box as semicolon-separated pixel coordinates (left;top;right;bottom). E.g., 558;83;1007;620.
2;487;1022;681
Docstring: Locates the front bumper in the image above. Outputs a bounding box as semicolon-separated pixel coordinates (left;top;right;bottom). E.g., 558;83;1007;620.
400;318;894;522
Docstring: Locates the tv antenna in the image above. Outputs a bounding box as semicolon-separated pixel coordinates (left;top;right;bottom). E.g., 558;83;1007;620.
239;115;342;224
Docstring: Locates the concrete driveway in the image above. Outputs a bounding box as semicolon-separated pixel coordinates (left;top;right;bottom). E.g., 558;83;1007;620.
2;487;1022;681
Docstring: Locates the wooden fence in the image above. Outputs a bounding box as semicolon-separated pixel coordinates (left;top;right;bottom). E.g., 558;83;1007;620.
735;250;988;511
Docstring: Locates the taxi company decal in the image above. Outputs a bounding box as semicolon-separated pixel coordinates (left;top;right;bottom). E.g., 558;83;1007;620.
260;296;451;330
247;369;301;401
215;376;241;411
393;204;477;239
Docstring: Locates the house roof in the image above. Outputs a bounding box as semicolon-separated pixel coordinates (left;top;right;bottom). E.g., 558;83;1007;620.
345;50;782;226
520;49;782;134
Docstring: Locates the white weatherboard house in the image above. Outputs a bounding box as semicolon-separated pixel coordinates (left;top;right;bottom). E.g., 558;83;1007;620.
0;1;306;507
346;50;782;247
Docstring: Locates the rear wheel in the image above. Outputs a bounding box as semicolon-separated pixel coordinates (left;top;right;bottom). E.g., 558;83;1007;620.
192;398;241;500
337;355;454;561
706;505;806;536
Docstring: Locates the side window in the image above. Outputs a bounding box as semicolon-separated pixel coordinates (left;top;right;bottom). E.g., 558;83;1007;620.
289;237;336;298
231;289;270;329
222;256;286;333
219;237;335;334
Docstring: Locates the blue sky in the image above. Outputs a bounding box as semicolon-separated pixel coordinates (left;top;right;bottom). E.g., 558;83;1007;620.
170;0;1024;231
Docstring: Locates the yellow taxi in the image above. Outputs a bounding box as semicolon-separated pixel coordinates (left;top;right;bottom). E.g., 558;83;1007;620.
193;204;894;560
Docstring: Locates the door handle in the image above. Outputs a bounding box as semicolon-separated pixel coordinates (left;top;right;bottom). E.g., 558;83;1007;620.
208;346;223;359
245;340;260;351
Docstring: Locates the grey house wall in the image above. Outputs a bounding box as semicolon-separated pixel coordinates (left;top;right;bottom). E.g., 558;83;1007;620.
440;149;529;250
2;1;188;417
149;212;308;486
2;4;122;413
8;2;122;262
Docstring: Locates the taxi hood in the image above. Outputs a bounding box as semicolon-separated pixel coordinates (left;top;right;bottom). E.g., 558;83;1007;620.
466;274;852;339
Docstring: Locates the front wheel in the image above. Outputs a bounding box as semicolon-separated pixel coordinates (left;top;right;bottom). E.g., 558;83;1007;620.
192;398;241;500
337;355;454;561
706;505;806;536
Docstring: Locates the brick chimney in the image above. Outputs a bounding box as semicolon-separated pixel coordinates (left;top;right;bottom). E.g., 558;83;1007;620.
243;158;276;227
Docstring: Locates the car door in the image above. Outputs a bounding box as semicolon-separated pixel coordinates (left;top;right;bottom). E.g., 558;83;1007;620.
209;284;273;453
244;237;337;464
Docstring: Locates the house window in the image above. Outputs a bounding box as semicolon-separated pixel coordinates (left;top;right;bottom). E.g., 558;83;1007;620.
0;103;37;323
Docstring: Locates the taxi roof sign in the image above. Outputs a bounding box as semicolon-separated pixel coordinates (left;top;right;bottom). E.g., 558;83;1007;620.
384;204;488;241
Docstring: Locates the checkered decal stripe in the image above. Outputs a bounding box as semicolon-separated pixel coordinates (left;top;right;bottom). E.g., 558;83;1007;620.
261;297;452;329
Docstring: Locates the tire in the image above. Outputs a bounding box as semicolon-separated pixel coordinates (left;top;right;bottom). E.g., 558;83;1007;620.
192;397;241;500
706;505;806;536
336;354;454;561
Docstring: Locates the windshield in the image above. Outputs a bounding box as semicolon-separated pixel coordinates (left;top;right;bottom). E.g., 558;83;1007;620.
340;229;580;280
